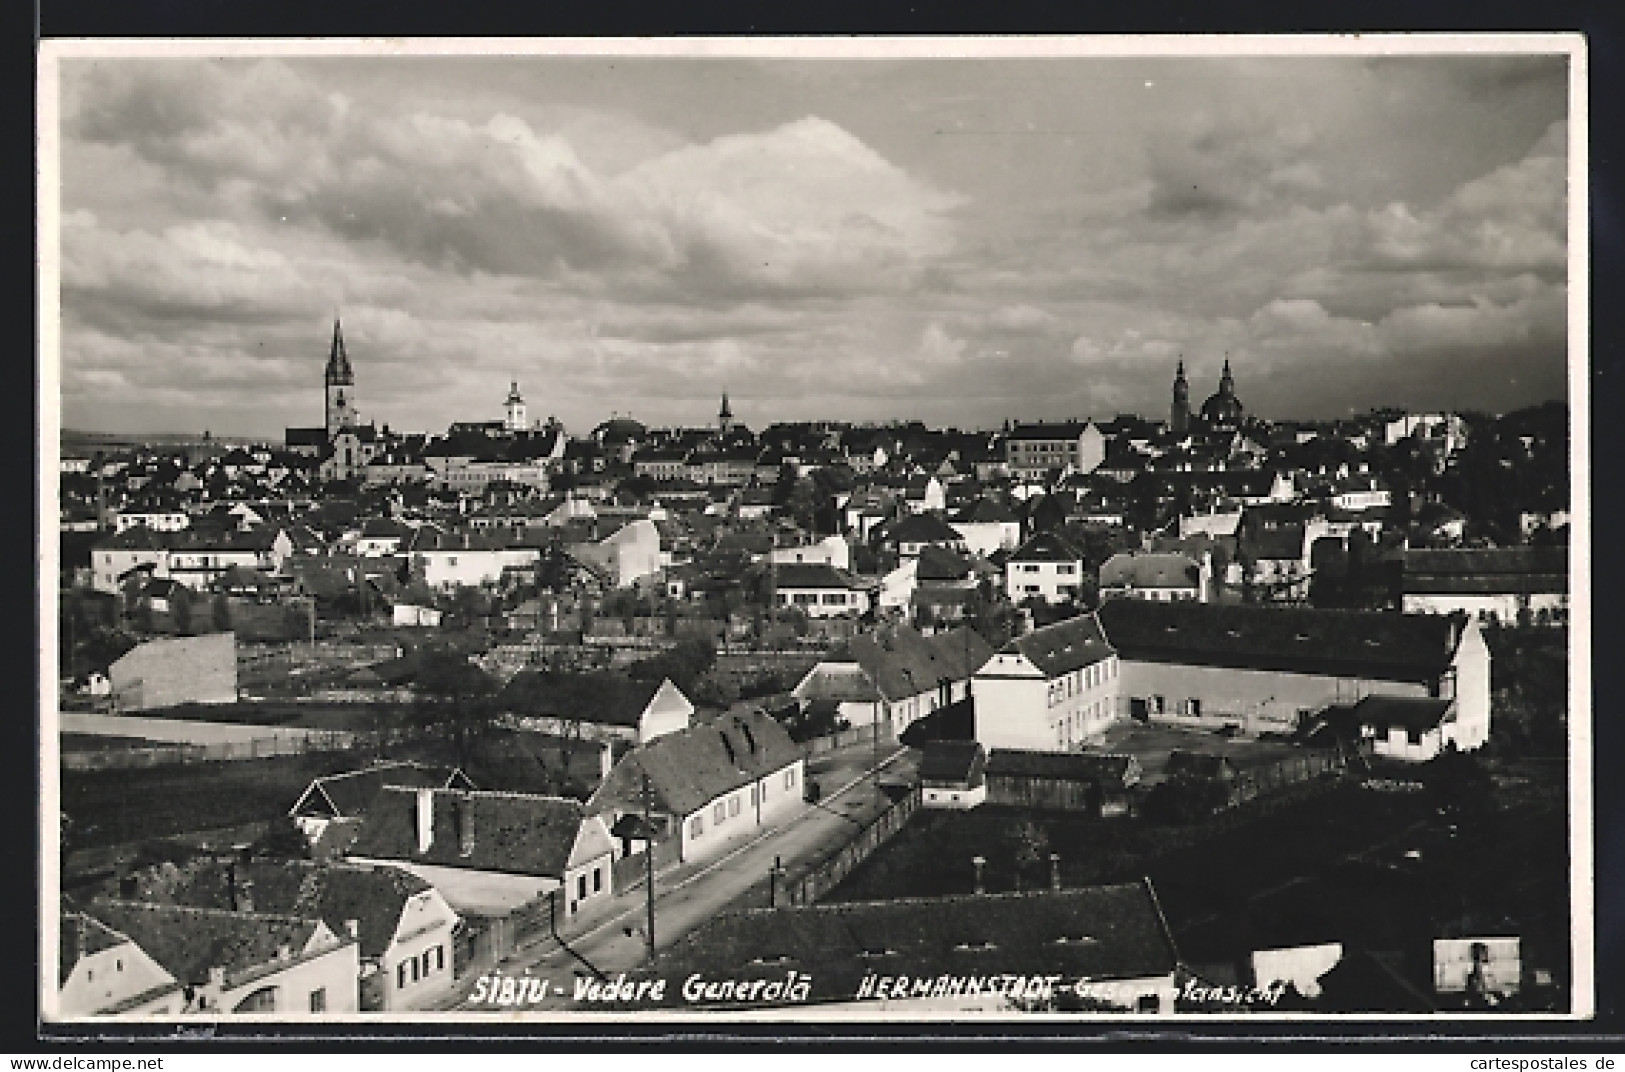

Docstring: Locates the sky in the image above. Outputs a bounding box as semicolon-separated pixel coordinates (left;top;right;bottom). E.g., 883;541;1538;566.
51;46;1573;438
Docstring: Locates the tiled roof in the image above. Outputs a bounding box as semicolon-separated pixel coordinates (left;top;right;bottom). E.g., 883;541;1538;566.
499;672;671;728
657;883;1178;1000
1342;695;1454;734
1005;421;1097;441
886;513;964;546
1001;613;1115;679
85;899;329;989
350;788;589;879
590;708;801;818
291;761;473;819
1096;599;1461;683
59;912;130;986
1401;547;1569;595
848;625;995;704
1009;531;1084;564
774;563;860;590
915;544;975;582
985;748;1139;788
1099;553;1201;590
917;741;986;785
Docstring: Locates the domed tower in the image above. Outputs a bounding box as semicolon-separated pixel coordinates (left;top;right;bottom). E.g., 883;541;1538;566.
324;318;357;436
1170;360;1191;436
504;380;528;433
1199;357;1245;436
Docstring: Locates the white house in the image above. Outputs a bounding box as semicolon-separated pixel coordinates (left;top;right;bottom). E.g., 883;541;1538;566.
82;901;360;1016
1099;552;1210;604
500;672;694;745
770;534;851;571
972;612;1122;751
56;913;184;1017
772;562;871;618
950;500;1023;558
407;531;542;590
1005;531;1087;605
392;603;444;628
348;788;617;921
589;708;805;866
1004;421;1107;481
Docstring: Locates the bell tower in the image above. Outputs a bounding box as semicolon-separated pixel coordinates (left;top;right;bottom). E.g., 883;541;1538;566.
324;318;357;436
1170;359;1190;436
504;381;528;433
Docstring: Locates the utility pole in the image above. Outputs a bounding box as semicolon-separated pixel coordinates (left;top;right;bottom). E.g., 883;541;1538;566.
641;768;656;964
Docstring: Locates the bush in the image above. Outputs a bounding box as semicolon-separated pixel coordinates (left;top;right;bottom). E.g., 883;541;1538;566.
1143;775;1230;824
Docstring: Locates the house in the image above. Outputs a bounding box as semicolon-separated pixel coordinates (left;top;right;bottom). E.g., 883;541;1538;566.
392;603;443;628
1399;547;1570;626
406;530;543;590
884;512;968;558
769;534;851;571
902;474;947;514
117;857;462;1013
588;708;804;865
918;741;987;809
1237;507;1312;603
1099;551;1210;604
972;612;1121;751
1095;598;1490;746
288;761;475;849
794;624;993;739
107;632;237;711
1004;421;1107;481
1321;695;1467;762
89;526;171;594
949;499;1023;558
983;748;1142;816
571;519;662;588
81;900;360;1015
771;562;872;619
650;882;1179;1013
347;787;616;920
499;672;694;745
56;912;184;1016
1005;531;1086;605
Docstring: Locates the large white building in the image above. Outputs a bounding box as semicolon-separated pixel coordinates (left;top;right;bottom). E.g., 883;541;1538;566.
1005;531;1087;605
972;613;1122;752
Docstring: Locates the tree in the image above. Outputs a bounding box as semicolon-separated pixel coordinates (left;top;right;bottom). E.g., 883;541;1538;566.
251;813;312;860
1004;820;1050;891
212;592;233;633
412;648;499;768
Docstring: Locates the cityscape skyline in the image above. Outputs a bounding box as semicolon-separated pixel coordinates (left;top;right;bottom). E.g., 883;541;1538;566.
51;45;1572;438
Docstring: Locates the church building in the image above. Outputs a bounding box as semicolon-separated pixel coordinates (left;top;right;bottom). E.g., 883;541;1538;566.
285;318;381;479
1168;358;1246;439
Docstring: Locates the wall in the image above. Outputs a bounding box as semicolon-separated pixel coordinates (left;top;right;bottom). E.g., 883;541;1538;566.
214;939;360;1015
1118;659;1431;734
922;783;986;809
1370;723;1445;763
57;939;178;1016
1402;592;1568;625
108;632;238;711
381;889;459;1011
637;679;696;743
974;653;1120;752
985;775;1099;813
1006;559;1083;604
1449;621;1492;751
679;759;805;864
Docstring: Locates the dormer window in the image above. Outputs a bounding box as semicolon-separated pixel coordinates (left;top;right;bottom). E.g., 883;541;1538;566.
953;940;998;952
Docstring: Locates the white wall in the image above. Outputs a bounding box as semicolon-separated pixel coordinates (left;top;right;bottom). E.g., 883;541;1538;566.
679;759;805;863
212;933;360;1015
381;888;460;1011
637;679;695;743
58;939;178;1017
923;784;986;809
1006;559;1084;604
1118;659;1430;733
973;652;1120;751
1449;620;1492;751
951;520;1022;558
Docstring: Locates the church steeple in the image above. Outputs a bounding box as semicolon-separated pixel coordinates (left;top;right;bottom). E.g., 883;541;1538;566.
324;318;358;436
1170;359;1191;436
1219;356;1235;397
718;391;734;433
325;318;354;387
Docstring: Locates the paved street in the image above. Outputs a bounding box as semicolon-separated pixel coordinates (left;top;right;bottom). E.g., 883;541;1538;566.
435;740;918;1013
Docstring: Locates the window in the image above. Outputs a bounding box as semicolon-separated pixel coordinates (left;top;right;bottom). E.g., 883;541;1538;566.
822;593;846;604
411;957;420;982
578;875;588;900
397;963;408;989
593;867;603;893
729;795;741;817
435;945;445;972
1136;994;1161;1014
422;950;433;976
750;785;758;806
1057;563;1077;575
714;802;726;824
1021;564;1040;574
1188;698;1202;718
784;768;796;789
309;988;327;1013
690;816;703;839
1152;695;1165;715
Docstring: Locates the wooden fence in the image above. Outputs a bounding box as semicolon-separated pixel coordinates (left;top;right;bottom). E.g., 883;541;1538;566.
756;784;922;908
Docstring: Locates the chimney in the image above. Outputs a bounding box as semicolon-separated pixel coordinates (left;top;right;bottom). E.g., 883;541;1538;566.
1049;853;1062;891
208;965;227;991
234;877;255;914
415;788;435;854
344;919;359;940
599;742;614;784
972;855;986;895
457;794;475;858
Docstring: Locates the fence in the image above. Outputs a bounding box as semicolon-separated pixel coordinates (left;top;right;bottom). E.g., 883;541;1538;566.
60;729;362;771
802;721;895;759
765;784;922;908
1226;747;1351;807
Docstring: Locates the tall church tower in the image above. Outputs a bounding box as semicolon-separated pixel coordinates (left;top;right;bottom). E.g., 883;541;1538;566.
324;318;357;436
504;381;528;433
1170;360;1190;436
718;391;734;434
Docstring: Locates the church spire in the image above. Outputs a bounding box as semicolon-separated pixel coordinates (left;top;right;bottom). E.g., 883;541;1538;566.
325;318;354;387
719;390;734;431
1219;355;1234;396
